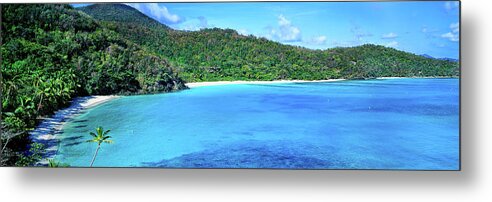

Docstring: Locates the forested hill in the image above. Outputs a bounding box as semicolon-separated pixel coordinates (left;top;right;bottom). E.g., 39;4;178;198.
1;4;187;165
78;4;170;30
79;3;459;82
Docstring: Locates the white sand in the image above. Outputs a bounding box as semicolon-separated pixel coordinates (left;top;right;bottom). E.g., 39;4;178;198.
186;79;346;88
376;76;456;80
376;77;406;79
29;95;120;164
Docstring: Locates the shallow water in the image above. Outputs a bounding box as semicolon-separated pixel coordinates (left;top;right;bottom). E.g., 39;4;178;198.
56;78;459;169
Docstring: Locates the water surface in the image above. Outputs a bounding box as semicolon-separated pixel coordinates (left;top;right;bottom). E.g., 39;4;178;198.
56;78;459;169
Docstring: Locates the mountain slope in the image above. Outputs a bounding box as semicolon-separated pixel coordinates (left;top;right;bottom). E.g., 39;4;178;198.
1;4;187;165
78;4;170;30
78;3;459;81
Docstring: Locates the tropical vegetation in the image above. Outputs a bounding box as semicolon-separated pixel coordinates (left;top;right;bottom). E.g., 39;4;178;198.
80;4;459;82
48;159;69;167
1;4;459;166
1;4;186;166
86;126;112;167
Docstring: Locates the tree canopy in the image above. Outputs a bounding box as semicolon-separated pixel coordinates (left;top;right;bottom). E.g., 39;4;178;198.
1;4;186;165
79;4;459;82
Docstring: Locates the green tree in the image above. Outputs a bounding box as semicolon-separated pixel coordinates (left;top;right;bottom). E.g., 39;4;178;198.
1;4;187;165
86;127;113;167
48;159;69;167
15;143;45;166
1;3;459;166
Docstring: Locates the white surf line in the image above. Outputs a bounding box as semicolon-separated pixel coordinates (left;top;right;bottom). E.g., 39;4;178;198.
186;79;346;88
29;95;120;165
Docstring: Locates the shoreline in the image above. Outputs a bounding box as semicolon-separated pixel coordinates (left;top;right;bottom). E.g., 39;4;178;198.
185;77;457;88
186;79;346;88
376;76;458;79
29;95;120;164
31;76;455;164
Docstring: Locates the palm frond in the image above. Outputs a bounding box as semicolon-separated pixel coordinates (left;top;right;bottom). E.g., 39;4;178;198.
96;127;103;135
103;130;111;135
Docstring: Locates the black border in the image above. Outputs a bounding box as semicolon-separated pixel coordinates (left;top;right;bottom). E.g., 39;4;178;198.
0;0;462;171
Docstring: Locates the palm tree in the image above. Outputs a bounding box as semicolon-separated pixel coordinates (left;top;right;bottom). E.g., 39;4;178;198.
35;79;54;112
86;127;113;167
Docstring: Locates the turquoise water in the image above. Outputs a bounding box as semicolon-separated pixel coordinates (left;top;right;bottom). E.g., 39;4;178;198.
55;78;459;170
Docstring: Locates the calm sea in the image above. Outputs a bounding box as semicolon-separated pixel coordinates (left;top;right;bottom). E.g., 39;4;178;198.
56;78;459;170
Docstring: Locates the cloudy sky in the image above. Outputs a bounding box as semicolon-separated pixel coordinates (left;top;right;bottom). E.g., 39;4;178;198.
75;1;460;59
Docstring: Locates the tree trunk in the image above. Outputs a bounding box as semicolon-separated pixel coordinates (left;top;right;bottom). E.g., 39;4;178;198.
37;93;44;112
89;145;100;167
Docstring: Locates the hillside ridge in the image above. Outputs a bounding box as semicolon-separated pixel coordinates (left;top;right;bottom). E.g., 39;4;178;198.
78;3;459;82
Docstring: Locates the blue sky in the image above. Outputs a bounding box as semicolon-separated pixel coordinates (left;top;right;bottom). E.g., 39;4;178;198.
75;1;460;59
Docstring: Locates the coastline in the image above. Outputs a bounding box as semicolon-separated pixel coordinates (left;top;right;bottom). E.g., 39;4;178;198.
31;77;455;164
376;76;458;79
184;77;458;88
185;79;346;88
29;95;120;164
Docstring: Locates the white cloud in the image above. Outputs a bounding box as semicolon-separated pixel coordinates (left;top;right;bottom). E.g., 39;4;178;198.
385;41;399;48
278;15;291;26
450;22;459;33
441;22;459;42
181;16;209;31
237;29;248;36
267;15;302;42
441;32;459;42
444;1;459;11
127;3;183;24
306;35;327;45
381;32;398;39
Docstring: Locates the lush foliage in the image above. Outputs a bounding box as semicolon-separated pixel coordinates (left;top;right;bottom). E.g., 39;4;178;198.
14;143;45;166
1;4;459;166
1;4;186;165
48;159;69;167
86;126;112;167
80;4;459;82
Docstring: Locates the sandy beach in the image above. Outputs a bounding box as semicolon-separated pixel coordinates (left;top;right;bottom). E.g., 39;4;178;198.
29;95;120;164
186;79;346;88
376;76;453;79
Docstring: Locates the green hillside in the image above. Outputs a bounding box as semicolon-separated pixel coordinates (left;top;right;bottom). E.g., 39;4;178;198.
77;4;170;30
1;4;186;165
79;3;459;82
